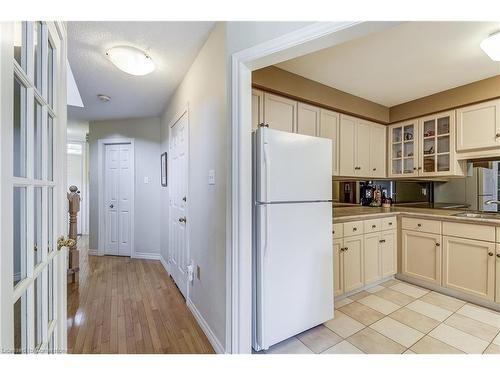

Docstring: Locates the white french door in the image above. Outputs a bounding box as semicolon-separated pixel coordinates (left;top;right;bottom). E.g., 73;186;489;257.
104;142;133;257
0;22;68;353
168;110;189;298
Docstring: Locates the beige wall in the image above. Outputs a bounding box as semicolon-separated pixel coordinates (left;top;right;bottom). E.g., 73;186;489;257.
252;66;390;123
390;75;500;123
160;23;227;350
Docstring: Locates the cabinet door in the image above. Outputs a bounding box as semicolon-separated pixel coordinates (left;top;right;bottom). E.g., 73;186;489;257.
252;89;264;131
456;99;500;152
419;111;454;176
364;232;382;285
497;245;500;304
443;236;495;301
370;124;386;178
319;109;340;176
402;230;442;285
297;102;320;136
389;122;419;178
343;235;364;292
381;229;397;277
333;239;344;297
355;120;371;177
263;92;297;133
339;115;356;176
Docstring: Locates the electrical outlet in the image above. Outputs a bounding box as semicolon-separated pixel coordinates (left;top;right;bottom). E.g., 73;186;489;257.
197;265;201;280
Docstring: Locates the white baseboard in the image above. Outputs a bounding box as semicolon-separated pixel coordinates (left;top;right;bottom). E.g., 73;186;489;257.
187;298;225;354
133;252;161;260
159;255;170;274
89;249;99;256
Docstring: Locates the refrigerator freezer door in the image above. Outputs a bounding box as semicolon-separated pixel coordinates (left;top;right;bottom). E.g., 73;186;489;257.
254;201;333;351
255;128;332;203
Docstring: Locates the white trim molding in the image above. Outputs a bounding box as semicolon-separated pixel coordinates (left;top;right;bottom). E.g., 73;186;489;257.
132;252;161;261
97;138;135;258
228;21;401;353
187;298;225;354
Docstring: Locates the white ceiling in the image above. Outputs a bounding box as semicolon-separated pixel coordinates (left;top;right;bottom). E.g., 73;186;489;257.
67;21;214;121
277;22;500;107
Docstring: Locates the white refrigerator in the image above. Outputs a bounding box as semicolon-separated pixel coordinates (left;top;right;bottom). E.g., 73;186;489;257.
252;127;334;351
466;166;499;211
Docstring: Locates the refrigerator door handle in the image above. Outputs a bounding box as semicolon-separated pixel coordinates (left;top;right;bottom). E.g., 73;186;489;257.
263;205;269;259
263;136;271;203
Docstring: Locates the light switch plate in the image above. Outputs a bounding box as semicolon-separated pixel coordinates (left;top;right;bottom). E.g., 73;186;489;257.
208;169;215;185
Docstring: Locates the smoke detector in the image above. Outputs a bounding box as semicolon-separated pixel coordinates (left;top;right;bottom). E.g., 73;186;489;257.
98;94;111;103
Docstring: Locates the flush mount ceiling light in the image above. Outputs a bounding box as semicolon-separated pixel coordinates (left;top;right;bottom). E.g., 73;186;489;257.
480;32;500;61
97;94;111;102
105;46;155;76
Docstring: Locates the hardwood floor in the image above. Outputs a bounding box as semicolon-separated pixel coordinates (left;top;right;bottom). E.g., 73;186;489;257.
67;236;214;354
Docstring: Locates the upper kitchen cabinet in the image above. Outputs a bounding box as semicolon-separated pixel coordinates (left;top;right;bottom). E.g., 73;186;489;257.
263;92;297;133
389;111;464;178
252;89;264;131
339;114;386;178
319;109;340;176
297;102;320;136
388;120;419;178
456;99;500;157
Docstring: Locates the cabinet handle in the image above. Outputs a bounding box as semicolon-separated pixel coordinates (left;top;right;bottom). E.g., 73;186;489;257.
436;243;440;247
496;254;500;258
488;252;494;256
388;222;393;226
373;168;377;171
372;225;377;229
344;247;349;251
353;227;357;231
413;167;417;171
379;239;386;243
418;167;422;170
417;223;422;227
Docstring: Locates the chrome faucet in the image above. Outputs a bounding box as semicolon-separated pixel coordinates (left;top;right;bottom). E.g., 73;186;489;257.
484;200;500;206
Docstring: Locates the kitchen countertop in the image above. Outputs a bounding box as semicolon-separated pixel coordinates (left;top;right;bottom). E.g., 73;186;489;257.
333;206;500;226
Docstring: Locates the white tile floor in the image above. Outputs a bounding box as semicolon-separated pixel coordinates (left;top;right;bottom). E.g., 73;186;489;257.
261;279;500;354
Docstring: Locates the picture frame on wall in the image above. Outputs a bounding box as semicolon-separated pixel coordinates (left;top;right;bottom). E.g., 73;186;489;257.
161;152;167;187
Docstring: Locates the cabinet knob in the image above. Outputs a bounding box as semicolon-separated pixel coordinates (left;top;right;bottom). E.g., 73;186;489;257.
373;168;377;171
436;243;440;247
496;133;500;138
417;223;422;227
497;254;500;258
353;227;357;231
388;222;393;226
488;252;494;256
372;225;377;229
413;167;417;170
379;239;386;243
418;167;422;170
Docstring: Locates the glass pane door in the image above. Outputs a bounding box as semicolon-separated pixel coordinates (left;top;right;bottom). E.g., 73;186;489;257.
436;116;451;172
391;126;403;175
1;21;64;355
422;119;436;173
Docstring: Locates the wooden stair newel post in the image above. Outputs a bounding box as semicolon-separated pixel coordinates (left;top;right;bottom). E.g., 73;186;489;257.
68;185;81;283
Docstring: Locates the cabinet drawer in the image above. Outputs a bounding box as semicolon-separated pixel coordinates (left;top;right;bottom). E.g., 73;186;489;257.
381;216;397;231
443;221;495;242
402;217;441;234
333;223;343;239
344;221;364;237
364;218;382;233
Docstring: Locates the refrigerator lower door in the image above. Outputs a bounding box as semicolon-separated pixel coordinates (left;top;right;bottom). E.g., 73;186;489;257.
253;201;333;351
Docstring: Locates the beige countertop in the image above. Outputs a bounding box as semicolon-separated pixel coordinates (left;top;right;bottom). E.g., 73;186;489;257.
333;206;500;226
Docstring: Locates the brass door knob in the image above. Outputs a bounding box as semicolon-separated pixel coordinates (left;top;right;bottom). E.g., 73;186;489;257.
178;217;187;223
57;236;76;250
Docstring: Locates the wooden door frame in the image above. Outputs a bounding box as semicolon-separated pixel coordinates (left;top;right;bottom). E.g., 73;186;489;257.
97;138;135;258
228;21;401;353
167;105;191;297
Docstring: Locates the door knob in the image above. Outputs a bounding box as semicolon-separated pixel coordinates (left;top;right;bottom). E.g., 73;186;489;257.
109;204;114;208
178;217;187;223
182;196;187;202
57;236;76;250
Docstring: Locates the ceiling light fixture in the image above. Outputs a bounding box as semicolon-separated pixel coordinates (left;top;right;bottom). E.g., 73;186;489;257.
98;94;111;102
480;32;500;61
105;46;155;76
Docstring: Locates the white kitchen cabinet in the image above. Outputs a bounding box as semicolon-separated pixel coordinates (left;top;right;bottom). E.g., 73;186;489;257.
442;236;495;301
370;124;387;178
297;102;320;136
333;239;344;297
263;92;297;133
252;89;264;131
497;244;500;304
319;109;340;176
343;235;364;293
388;120;419;178
402;230;442;285
381;229;397;278
364;232;382;285
456;99;500;152
339;115;386;178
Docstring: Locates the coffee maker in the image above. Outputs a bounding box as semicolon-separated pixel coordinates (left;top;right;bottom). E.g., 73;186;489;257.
360;181;375;206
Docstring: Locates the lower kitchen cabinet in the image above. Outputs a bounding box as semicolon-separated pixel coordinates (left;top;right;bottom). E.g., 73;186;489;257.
333;239;344;297
381;229;397;277
342;235;364;293
364;232;382;285
443;236;496;301
402;230;442;285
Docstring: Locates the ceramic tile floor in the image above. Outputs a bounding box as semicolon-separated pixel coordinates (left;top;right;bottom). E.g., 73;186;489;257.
262;279;500;354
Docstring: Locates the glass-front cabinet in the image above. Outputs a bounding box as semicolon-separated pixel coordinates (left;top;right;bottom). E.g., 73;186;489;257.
389;120;419;177
388;111;462;178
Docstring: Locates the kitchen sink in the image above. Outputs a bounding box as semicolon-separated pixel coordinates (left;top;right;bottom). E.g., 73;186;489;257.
452;212;500;219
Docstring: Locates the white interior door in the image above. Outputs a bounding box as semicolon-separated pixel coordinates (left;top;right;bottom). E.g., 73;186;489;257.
169;110;189;298
0;22;67;354
104;143;132;257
